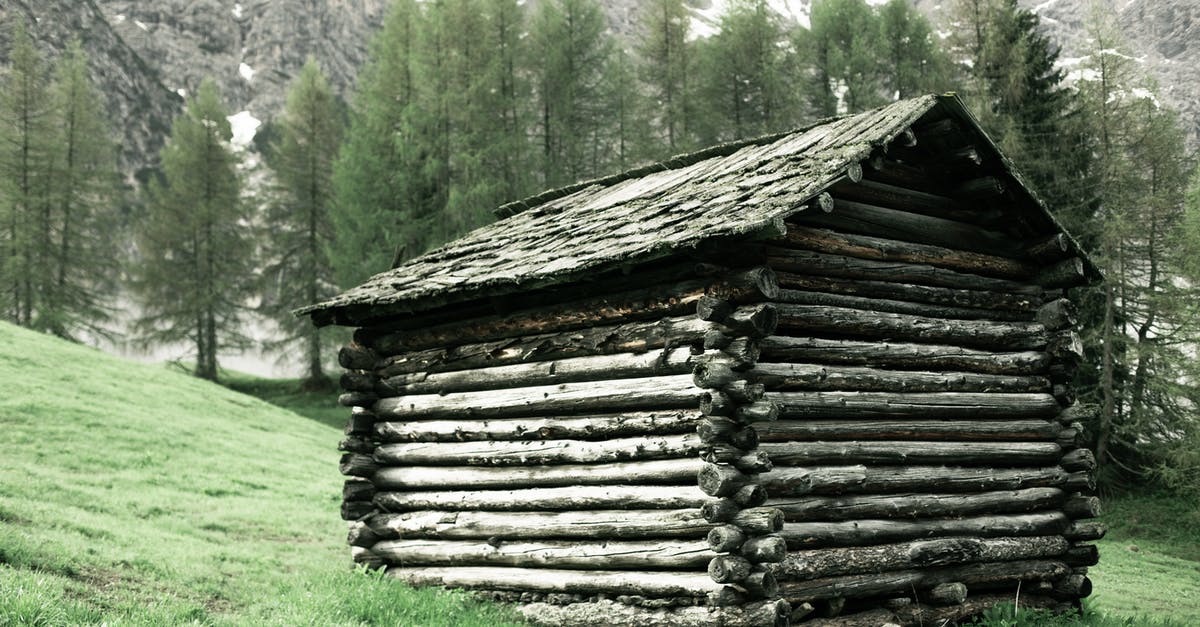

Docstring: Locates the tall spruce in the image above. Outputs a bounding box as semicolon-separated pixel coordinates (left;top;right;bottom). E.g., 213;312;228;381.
637;0;694;154
134;79;251;381
877;0;949;100
262;58;342;389
802;0;885;116
480;0;531;204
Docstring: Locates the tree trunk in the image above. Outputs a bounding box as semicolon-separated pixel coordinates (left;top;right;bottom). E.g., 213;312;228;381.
371;538;711;569
374;485;708;512
373;458;704;490
766;487;1065;522
374;433;701;466
374;410;702;443
368;508;712;541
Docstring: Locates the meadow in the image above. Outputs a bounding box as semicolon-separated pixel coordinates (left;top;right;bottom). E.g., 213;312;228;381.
1;321;1197;625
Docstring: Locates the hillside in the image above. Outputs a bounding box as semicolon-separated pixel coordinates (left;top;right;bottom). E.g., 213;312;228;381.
0;321;518;625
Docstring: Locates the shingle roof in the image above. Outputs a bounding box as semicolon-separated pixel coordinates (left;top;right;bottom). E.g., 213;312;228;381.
299;94;1096;326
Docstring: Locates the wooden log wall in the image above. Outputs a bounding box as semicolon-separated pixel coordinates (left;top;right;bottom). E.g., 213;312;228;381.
336;261;790;617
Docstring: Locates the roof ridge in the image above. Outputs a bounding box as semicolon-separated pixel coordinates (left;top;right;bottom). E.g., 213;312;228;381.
492;114;849;220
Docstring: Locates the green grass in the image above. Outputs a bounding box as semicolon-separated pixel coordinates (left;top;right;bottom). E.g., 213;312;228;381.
0;321;521;626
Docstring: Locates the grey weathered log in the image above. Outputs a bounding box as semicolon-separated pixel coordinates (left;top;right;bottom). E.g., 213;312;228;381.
709;555;753;583
1058;403;1098;425
830;178;971;222
348;520;381;547
775;274;1036;320
742;567;779;599
701;498;741;523
767;248;1044;297
698;463;752;497
341;371;379;394
734;507;785;534
845;161;864;183
757;419;1060;443
773;535;1068;580
340;453;379;478
1063;544;1099;567
380;347;715;396
696;296;734;323
1061;448;1096;473
708;524;747;552
733;484;767;508
776;287;1031;322
721;338;761;366
778;513;1068;549
1063;495;1101;519
806;592;1066;627
761;465;1070;497
339;344;379;370
339;436;375;455
374;484;708;512
700;391;734;417
697;417;758;448
693;362;738;388
812;191;835;212
768;391;1060;420
749;362;1050;394
374;433;701;466
777;559;1069;603
516;599;790;627
702;443;751;464
370;538;712;570
344;479;376;502
778;225;1036;279
1051;574;1092;599
362;268;779;354
376;410;703;443
351;546;384;570
723;303;779;338
1063;521;1107;541
1034;258;1087;288
730;452;773;474
374;314;717;376
1057;426;1084;449
373;375;702;420
761;441;1062;466
1027;233;1071;263
759;336;1049;375
1053;383;1076;407
1048;331;1084;363
723;381;765;403
1037;298;1078;331
703;329;732;350
368;508;712;540
373;458;703;490
775;304;1049;350
924;582;967;605
766;488;1065;522
738;400;780;423
740;535;788;563
387;566;724;597
1065;471;1095;493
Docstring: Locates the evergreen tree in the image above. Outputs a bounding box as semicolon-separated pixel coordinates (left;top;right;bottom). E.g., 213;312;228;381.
877;0;949;100
602;46;651;171
262;58;342;389
637;0;694;154
802;0;885;116
134;79;251;381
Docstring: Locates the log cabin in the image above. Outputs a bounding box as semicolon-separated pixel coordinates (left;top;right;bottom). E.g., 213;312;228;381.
298;93;1102;626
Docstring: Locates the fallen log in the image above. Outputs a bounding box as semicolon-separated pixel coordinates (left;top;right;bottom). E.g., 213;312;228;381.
749;362;1050;393
388;566;724;598
771;535;1069;579
368;508;712;540
373;458;703;490
374;433;702;466
371;538;712;570
778;513;1068;549
767;391;1061;420
758;336;1049;375
760;441;1062;466
375;410;703;443
516;599;790;627
760;465;1071;496
756;419;1060;443
766;488;1065;522
777;559;1069;602
374;485;708;512
775;304;1049;350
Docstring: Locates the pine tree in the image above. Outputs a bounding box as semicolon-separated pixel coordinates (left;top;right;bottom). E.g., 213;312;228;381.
637;0;694;154
602;46;651;171
134;78;251;381
479;0;532;204
802;0;885;116
877;0;949;100
262;58;342;389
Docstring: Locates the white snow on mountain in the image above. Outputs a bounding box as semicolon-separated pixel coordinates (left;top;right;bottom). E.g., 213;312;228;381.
239;62;255;82
227;111;260;148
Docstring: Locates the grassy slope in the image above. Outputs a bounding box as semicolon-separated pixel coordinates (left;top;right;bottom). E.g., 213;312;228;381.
0;321;519;626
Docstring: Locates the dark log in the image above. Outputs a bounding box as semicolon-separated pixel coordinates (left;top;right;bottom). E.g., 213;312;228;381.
734;507;784;534
1053;383;1076;407
756;419;1060;443
339;344;379;370
731;426;759;451
723;304;779;338
1037;299;1078;331
820;597;846;620
380;347;721;396
338;436;375;455
344;411;377;438
1058;403;1098;425
733;484;767;508
775;304;1049;350
1051;574;1092;599
341;371;378;394
796;198;1024;258
806;592;1066;627
723;381;765;403
698;463;752;497
1048;362;1079;384
368;508;712;540
742;568;779;598
352;546;384;570
778;513;1068;549
767;248;1045;297
1063;496;1101;519
344;479;376;502
722;338;762;366
812;191;835;212
761;465;1070;497
373;375;702;420
777;225;1036;279
342;500;374;521
701;499;740;523
370;538;711;570
709;555;752;583
741;535;788;563
708;525;747;552
387;566;724;598
693;362;738;388
703;329;732;350
700;391;734;417
373;458;703;490
1064;544;1099;567
1027;234;1071;263
1057;427;1083;450
759;336;1049;375
846;161;864;183
348;520;381;547
767;488;1065;522
696;296;734;322
830;178;983;223
730;452;773;474
340;453;379;478
374;434;701;466
956;176;1006;198
339;392;378;408
767;391;1060;420
516;599;791;627
1048;332;1084;364
374;485;707;512
761;441;1062;467
701;443;749;464
376;410;702;443
924;582;967;605
1065;471;1095;493
1061;448;1096;473
773;535;1069;581
374;314;716;376
697;417;758;448
778;559;1068;603
1064;521;1107;542
738;401;780;423
775;273;1037;318
749;362;1049;394
775;288;1031;322
362;267;779;354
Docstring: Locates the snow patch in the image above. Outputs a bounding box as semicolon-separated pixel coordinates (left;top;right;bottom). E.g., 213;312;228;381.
114;14;126;23
1130;87;1160;107
1056;56;1088;68
232;3;244;19
767;0;810;29
936;30;951;40
1032;0;1062;13
134;19;148;31
1067;68;1100;82
239;63;256;82
227;111;260;148
176;88;188;98
688;0;728;41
